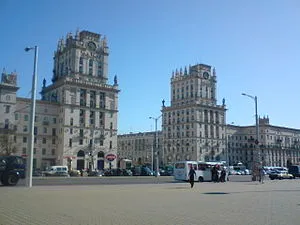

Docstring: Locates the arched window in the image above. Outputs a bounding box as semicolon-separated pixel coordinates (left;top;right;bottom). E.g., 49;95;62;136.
77;150;85;157
98;151;104;158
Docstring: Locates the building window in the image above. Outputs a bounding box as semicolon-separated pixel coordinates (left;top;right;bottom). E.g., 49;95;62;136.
89;59;93;75
4;119;9;129
79;57;83;73
34;137;37;143
5;105;10;113
42;148;46;155
15;113;18;120
52;138;56;144
44;127;47;134
69;138;72;147
51;149;55;155
109;141;112;149
70;128;73;134
79;139;83;145
80;109;84;116
22;148;26;154
52;128;56;136
14;136;17;143
24;115;29;121
23;126;28;132
42;138;46;144
23;137;27;143
34;148;36;154
70;118;73;126
34;127;38;135
97;63;102;77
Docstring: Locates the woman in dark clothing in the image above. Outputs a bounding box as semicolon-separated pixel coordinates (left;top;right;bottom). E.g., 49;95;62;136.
211;166;217;182
188;166;196;188
220;168;226;182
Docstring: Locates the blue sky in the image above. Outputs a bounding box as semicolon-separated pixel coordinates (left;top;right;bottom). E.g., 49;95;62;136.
1;0;299;134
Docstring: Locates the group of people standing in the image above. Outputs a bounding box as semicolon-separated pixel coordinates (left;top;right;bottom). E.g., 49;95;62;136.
211;165;227;183
188;164;227;188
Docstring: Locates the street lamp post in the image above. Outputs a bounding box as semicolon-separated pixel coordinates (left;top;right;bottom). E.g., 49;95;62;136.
149;115;162;177
242;93;260;181
25;46;38;188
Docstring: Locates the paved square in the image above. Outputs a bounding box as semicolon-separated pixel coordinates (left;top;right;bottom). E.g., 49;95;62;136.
0;180;299;225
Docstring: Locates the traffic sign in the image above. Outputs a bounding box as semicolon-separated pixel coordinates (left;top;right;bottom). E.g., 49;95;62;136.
105;154;117;162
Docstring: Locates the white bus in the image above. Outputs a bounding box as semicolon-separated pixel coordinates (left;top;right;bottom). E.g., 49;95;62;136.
174;161;215;182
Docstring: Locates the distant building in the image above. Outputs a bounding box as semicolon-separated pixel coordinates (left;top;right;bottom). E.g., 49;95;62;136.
161;64;227;164
0;30;119;171
227;117;300;168
117;131;163;168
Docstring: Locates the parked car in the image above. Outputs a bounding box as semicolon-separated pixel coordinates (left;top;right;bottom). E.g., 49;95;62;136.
0;156;26;186
122;169;133;176
288;165;300;178
69;170;81;177
32;169;43;177
141;167;154;176
277;171;293;180
53;171;70;177
269;170;293;180
88;170;104;177
43;166;68;177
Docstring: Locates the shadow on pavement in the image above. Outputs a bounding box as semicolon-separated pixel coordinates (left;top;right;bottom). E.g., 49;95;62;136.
202;192;230;195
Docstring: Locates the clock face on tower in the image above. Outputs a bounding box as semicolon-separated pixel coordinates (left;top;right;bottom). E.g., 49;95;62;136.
203;72;209;79
87;41;96;51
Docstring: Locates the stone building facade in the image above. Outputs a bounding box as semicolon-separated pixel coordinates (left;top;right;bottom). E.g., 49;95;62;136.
117;131;163;169
227;117;300;168
161;64;227;164
0;30;119;171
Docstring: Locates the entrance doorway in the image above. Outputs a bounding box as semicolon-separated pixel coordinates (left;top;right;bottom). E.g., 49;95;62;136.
77;159;84;170
77;150;85;170
97;160;104;170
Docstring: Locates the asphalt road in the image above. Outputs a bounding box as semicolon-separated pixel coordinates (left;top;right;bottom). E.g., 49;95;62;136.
16;175;254;186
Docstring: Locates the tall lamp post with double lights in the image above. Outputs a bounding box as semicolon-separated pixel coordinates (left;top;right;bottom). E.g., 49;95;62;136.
25;46;38;188
149;115;162;177
242;93;260;181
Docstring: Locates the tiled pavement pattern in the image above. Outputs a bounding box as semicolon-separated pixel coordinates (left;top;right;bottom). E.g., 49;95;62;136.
0;180;299;225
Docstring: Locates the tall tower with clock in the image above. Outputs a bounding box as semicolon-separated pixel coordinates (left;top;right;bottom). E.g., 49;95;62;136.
41;30;119;171
161;64;226;165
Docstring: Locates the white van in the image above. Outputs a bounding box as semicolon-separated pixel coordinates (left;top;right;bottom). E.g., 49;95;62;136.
44;166;69;176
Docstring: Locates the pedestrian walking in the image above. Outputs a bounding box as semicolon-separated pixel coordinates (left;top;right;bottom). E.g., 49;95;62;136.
259;167;265;184
188;166;196;188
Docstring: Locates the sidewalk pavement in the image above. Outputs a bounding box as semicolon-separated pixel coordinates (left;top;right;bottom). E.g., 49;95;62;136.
0;179;299;225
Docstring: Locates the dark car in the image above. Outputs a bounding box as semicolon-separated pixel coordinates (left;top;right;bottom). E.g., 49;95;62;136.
0;155;26;186
141;167;153;176
288;165;300;178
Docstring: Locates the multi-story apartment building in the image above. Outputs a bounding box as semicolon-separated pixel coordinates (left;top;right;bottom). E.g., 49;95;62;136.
227;117;300;168
117;131;163;168
0;30;119;171
162;64;227;164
